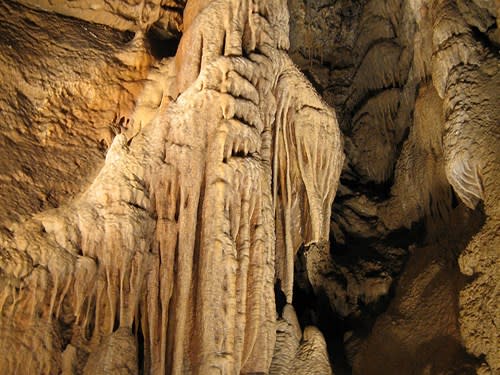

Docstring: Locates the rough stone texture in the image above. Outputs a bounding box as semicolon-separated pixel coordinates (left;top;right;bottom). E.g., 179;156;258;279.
288;0;499;374
270;305;332;375
352;245;476;375
0;0;499;374
0;0;342;374
0;1;152;227
83;328;138;375
352;204;484;375
15;0;184;38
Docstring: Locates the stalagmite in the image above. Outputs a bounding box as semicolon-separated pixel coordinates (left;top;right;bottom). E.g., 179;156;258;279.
270;305;332;375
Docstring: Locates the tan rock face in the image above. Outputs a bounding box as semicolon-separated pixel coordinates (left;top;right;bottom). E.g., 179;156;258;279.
0;0;342;374
0;0;499;374
0;1;152;226
15;0;184;37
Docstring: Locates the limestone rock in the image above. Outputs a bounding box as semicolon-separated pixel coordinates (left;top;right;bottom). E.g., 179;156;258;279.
352;243;478;375
0;1;343;374
83;328;138;375
288;0;499;373
270;305;332;375
0;0;499;373
16;0;184;37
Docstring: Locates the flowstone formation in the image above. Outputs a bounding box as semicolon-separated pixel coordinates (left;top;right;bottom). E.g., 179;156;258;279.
1;0;499;374
0;0;342;374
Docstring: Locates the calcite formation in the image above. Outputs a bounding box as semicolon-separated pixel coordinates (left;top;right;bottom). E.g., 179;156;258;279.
0;0;340;374
0;0;499;374
287;0;499;373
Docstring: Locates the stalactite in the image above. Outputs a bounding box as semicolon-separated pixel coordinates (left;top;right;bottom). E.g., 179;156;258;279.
274;57;344;302
0;1;344;373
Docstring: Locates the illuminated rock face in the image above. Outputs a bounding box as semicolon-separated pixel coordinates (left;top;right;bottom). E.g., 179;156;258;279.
0;1;341;374
0;0;499;374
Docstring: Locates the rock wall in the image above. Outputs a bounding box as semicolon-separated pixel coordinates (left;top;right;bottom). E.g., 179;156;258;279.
0;0;498;374
287;0;499;374
0;0;340;374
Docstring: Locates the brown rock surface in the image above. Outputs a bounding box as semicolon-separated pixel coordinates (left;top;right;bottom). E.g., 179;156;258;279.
0;0;341;374
0;0;499;374
352;205;484;375
287;0;499;373
0;1;153;226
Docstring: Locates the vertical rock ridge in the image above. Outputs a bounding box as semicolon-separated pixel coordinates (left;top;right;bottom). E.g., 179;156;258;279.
0;1;342;374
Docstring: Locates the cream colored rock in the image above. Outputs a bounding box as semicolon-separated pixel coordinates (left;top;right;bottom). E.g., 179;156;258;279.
2;0;499;373
15;0;183;36
0;0;343;374
270;305;333;375
291;327;332;375
270;305;302;375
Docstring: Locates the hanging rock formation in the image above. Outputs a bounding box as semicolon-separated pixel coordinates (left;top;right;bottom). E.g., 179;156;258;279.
0;0;341;374
0;0;499;374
